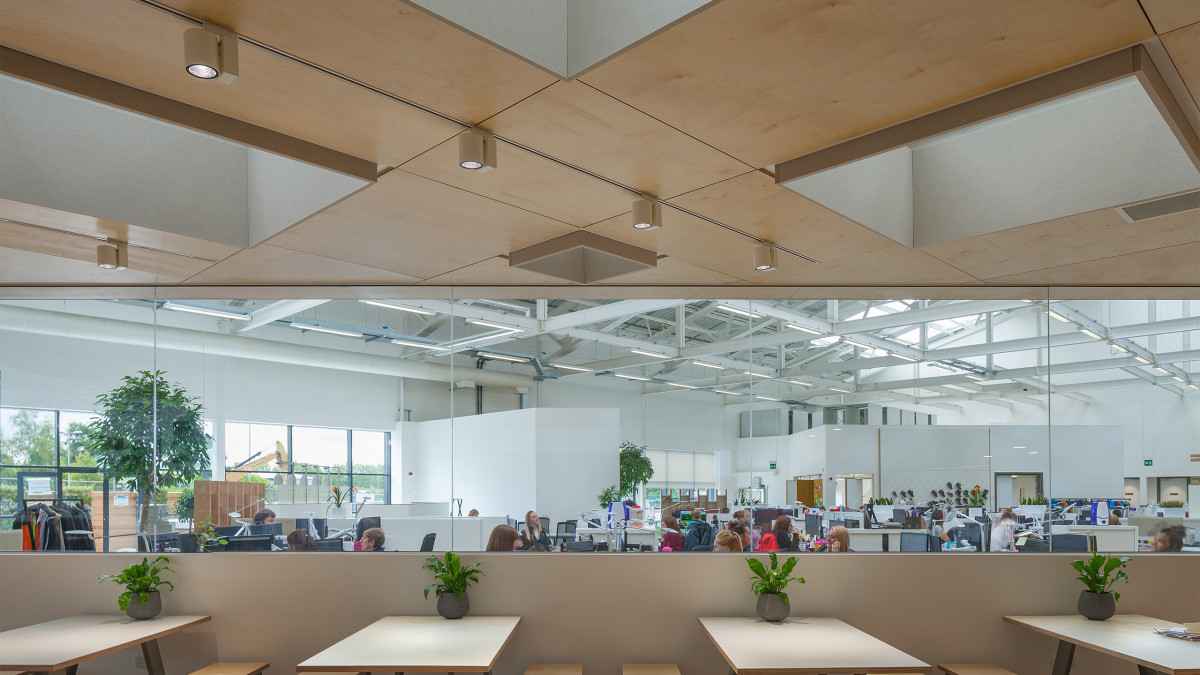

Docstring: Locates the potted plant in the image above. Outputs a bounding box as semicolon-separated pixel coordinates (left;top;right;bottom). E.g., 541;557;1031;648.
1020;496;1047;520
423;551;483;619
618;441;655;501
87;371;212;535
1071;552;1130;621
597;485;620;507
327;485;351;519
746;551;805;622
1159;500;1185;518
99;556;175;620
868;497;893;523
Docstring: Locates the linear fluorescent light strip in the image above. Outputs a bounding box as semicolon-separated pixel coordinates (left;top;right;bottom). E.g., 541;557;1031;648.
359;299;435;316
162;301;249;321
1133;355;1152;365
842;338;871;349
630;348;669;358
755;395;781;401
785;323;823;335
1110;343;1129;353
965;374;987;382
1190;383;1199;390
743;371;773;378
928;363;956;372
614;373;650;381
829;387;853;394
1172;375;1186;382
668;382;698;389
891;353;919;362
465;318;525;332
391;339;448;351
1153;366;1170;374
553;363;592;372
477;352;527;363
715;304;762;318
290;322;363;338
1078;328;1103;340
714;389;743;395
1046;309;1071;323
787;380;814;387
693;360;726;369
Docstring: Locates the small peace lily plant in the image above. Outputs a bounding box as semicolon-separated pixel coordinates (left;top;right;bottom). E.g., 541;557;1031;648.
1071;552;1130;621
747;552;806;622
99;556;175;619
423;551;484;619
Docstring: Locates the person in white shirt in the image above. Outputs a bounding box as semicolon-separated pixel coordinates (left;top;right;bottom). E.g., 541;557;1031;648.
990;511;1019;552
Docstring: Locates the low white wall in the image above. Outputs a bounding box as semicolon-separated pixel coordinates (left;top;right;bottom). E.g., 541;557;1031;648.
0;553;1196;675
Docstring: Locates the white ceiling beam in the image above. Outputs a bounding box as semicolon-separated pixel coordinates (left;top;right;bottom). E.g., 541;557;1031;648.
835;300;1029;334
541;299;684;332
237;299;329;333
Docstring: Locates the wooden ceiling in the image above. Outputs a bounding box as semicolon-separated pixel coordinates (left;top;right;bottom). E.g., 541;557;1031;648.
1;0;1197;294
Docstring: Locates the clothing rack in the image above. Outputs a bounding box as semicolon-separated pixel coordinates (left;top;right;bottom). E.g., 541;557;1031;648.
14;498;96;552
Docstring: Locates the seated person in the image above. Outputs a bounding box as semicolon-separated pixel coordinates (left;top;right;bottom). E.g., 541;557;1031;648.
827;525;851;552
486;525;521;551
660;516;685;552
467;509;480;517
1150;525;1186;552
286;528;318;551
757;532;780;552
1108;508;1121;525
771;515;798;552
713;529;743;552
726;520;751;551
928;509;949;543
990;511;1019;552
519;510;553;551
359;527;385;552
252;509;276;525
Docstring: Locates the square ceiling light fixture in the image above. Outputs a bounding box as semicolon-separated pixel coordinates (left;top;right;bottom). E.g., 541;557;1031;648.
509;231;657;284
774;46;1199;249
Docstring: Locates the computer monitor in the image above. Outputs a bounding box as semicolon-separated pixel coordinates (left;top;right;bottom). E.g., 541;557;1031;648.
899;532;928;552
222;535;273;551
317;538;345;552
250;523;282;536
1052;533;1090;552
213;525;243;538
804;514;821;535
893;508;907;524
828;519;845;530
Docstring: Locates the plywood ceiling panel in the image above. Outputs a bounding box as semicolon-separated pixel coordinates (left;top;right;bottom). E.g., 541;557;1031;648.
156;0;556;124
922;208;1200;280
0;221;215;281
1139;0;1200;34
0;198;242;263
740;247;983;286
399;137;631;227
982;241;1200;285
1;246;170;285
183;245;420;285
1162;22;1200;108
585;208;757;281
667;172;897;263
580;0;1154;168
267;171;577;280
0;0;459;166
480;81;752;199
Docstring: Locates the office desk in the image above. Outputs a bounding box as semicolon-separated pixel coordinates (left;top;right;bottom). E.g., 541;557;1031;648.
0;614;210;675
698;616;931;674
1004;614;1199;675
296;615;521;673
847;528;928;552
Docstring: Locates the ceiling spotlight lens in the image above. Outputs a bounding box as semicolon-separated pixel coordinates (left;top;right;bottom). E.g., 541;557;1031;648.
187;64;219;79
458;131;488;171
631;198;658;230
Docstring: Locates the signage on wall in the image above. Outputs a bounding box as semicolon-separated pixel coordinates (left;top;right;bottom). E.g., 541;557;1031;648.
113;494;129;507
1144;459;1153;466
769;462;777;470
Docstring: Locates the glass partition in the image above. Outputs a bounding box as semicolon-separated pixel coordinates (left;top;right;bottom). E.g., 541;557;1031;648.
0;290;1195;554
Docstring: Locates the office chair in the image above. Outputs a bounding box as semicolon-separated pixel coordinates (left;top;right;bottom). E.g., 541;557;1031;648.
691;545;715;552
1052;533;1089;552
516;521;525;533
419;532;436;552
356;516;382;539
222;535;273;551
926;534;943;552
553;522;574;543
1018;538;1051;552
899;532;927;552
538;516;550;533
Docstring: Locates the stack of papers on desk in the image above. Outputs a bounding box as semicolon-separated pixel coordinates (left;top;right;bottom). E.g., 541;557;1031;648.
1153;623;1200;642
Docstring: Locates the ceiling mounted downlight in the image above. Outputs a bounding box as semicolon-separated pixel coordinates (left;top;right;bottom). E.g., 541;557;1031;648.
96;243;126;270
183;25;238;85
631;198;661;230
752;244;777;271
458;129;497;172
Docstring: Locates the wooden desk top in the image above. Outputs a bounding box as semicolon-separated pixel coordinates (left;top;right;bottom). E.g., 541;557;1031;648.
697;616;932;674
0;615;211;672
1004;614;1200;675
296;615;521;672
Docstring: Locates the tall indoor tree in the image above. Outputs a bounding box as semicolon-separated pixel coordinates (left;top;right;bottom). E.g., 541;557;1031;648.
618;441;654;502
87;371;212;533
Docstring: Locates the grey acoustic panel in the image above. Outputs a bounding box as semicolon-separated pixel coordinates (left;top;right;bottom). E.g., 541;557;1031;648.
1120;190;1200;221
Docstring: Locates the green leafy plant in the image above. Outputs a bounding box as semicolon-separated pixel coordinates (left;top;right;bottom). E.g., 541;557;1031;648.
1021;496;1047;505
87;371;212;533
327;485;351;512
967;488;989;508
1071;552;1130;601
174;487;194;522
193;516;227;551
1160;500;1185;508
746;551;806;603
618;441;654;500
422;551;483;599
597;485;621;506
99;556;175;612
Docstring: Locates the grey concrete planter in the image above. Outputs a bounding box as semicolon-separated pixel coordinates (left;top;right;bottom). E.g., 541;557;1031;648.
126;591;162;620
756;593;790;622
437;592;470;619
1077;590;1115;621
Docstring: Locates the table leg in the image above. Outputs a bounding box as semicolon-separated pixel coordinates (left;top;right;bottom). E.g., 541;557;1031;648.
141;638;166;675
65;667;78;675
1136;667;1167;675
1051;639;1075;675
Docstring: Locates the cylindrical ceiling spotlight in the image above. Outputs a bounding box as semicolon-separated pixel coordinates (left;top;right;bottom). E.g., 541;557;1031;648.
458;129;497;172
753;244;777;271
96;244;127;270
631;198;661;230
184;24;239;85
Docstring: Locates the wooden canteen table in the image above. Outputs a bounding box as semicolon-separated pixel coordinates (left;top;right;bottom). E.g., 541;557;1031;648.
698;616;932;674
1004;615;1200;675
0;614;211;675
297;615;521;674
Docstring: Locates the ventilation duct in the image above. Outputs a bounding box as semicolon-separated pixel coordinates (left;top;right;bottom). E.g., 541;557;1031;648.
1119;190;1200;222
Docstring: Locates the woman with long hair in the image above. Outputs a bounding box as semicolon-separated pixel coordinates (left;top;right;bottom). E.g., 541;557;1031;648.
827;525;850;552
660;515;685;551
772;515;797;552
486;525;521;551
713;529;743;552
520;510;553;551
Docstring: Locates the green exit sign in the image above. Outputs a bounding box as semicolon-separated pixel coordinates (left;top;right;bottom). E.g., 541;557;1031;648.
1144;459;1153;466
769;462;777;470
